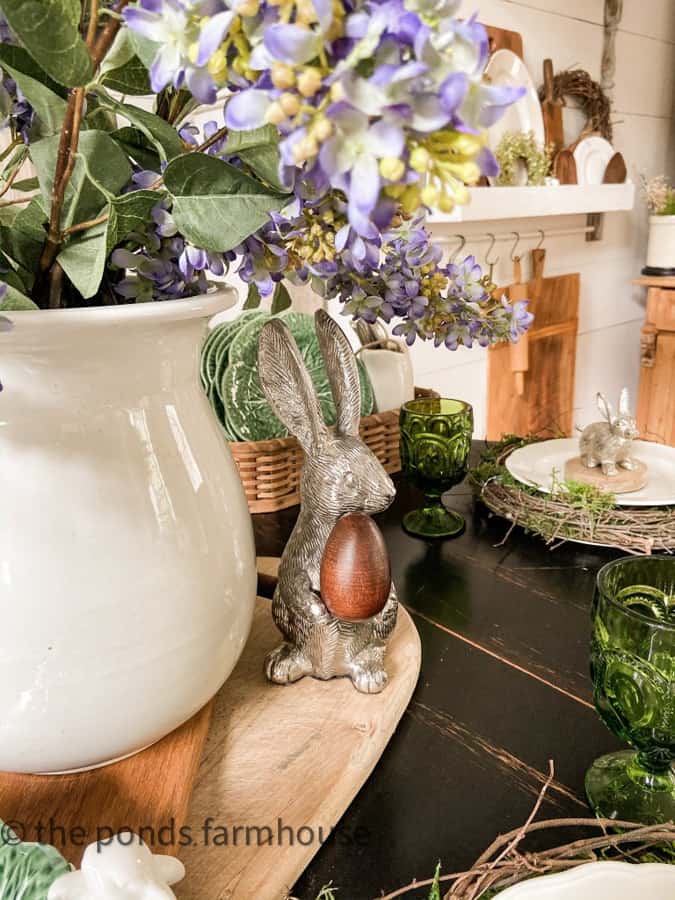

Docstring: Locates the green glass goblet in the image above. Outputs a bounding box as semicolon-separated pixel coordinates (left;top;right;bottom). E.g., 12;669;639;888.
399;397;473;539
586;555;675;824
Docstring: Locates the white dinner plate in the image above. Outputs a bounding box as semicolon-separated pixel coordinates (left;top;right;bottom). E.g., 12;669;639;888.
484;50;545;161
505;438;675;507
573;135;615;185
499;861;675;899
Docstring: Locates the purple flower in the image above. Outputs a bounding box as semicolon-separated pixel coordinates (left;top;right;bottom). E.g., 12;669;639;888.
109;191;229;302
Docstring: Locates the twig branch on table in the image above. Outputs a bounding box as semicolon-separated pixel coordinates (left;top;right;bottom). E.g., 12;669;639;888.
374;760;675;900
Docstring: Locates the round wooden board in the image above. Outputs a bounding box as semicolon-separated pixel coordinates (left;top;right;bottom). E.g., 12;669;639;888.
564;456;648;494
178;564;421;900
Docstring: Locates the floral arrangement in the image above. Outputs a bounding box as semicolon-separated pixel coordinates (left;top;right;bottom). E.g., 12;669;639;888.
640;174;675;217
0;0;534;351
493;131;551;187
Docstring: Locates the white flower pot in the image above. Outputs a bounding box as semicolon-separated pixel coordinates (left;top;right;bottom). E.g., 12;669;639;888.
644;214;675;275
0;288;256;773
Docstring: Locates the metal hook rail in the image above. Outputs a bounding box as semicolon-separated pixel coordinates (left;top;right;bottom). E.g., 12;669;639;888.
434;225;596;250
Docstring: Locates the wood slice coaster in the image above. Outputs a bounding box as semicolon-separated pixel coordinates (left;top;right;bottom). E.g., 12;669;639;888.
178;594;421;900
0;702;213;865
564;456;648;493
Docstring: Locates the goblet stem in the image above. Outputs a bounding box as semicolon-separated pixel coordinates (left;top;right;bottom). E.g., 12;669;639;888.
402;495;465;540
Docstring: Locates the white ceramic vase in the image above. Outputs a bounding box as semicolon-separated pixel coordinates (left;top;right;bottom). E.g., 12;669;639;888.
0;287;256;773
645;214;675;273
358;341;414;413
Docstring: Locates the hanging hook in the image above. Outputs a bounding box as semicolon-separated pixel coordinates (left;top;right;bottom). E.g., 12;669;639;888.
535;228;545;250
509;230;521;261
485;232;499;267
483;232;499;287
450;234;466;263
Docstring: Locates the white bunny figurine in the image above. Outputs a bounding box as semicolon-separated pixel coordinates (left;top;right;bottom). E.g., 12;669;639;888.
258;309;398;693
47;833;185;900
579;388;639;477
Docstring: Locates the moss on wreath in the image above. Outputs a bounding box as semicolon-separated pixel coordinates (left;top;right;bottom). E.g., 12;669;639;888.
494;132;552;186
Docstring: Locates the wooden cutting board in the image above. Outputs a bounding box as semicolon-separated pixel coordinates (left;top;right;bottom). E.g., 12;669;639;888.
179;586;421;900
0;702;214;865
483;23;524;59
487;249;580;440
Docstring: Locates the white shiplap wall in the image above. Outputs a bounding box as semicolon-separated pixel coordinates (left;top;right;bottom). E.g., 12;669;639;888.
411;0;675;436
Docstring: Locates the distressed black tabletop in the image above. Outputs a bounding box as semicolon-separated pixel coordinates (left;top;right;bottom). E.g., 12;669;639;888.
252;443;624;900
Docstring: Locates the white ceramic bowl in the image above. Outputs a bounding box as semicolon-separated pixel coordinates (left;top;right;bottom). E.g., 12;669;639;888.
498;861;675;899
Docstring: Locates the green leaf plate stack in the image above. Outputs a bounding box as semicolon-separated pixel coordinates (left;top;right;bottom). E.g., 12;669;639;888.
200;310;374;442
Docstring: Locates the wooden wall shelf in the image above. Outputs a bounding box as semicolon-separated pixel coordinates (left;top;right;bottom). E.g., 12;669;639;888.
428;183;635;225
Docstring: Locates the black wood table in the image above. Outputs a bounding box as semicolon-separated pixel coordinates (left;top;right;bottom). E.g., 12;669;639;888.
252;443;625;900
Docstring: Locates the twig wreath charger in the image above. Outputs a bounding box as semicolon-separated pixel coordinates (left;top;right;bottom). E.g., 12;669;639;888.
493;131;551;186
469;436;675;555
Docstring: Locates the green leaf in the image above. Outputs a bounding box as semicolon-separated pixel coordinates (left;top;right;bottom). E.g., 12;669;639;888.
11;176;39;192
223;126;285;190
111;127;161;171
128;32;160;69
57;220;107;299
427;862;441;900
30;130;132;230
0;45;68;133
97;95;183;162
84;99;119;132
0;266;29;292
106;189;158;251
60;0;80;25
13;196;47;240
271;281;291;314
100;34;152;95
243;282;261;309
57;189;159;299
0;0;93;86
101;56;152;95
164;153;290;252
0;206;19;227
0;222;43;271
0;282;38;309
99;28;135;73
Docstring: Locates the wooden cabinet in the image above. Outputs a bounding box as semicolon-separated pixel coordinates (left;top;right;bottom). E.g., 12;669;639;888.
634;276;675;445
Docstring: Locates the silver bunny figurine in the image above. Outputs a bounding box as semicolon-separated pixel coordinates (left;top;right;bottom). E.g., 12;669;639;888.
579;388;639;477
258;309;398;693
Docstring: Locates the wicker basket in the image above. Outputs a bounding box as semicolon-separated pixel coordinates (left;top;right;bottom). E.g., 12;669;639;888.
230;386;438;513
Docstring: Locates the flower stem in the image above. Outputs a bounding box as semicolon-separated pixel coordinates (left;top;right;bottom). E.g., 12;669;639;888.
32;0;130;308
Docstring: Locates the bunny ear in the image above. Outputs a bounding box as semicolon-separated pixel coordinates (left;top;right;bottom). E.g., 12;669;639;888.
315;309;361;437
618;387;630;416
258;318;328;452
597;392;614;422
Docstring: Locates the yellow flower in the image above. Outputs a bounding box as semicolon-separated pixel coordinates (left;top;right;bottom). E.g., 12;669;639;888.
379;157;406;181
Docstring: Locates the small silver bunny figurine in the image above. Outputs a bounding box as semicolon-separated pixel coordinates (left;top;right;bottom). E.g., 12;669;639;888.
579;388;639;476
258;309;398;693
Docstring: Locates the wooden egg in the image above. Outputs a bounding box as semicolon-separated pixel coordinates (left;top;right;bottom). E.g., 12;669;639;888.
320;512;391;622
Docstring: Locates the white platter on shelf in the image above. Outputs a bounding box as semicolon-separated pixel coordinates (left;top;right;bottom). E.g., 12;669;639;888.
499;861;675;899
505;438;675;507
573;135;615;185
484;50;545;154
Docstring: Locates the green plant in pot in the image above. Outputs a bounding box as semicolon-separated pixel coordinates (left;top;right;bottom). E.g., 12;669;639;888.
0;0;533;774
